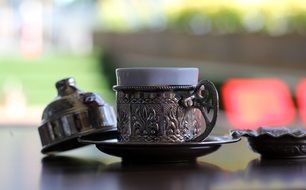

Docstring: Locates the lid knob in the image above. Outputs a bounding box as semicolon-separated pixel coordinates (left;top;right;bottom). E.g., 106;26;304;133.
55;77;78;96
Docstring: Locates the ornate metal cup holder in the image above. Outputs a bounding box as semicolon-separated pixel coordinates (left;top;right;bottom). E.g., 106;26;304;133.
231;127;306;159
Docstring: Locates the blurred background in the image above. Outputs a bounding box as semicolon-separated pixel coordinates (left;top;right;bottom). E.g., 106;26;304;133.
0;0;306;130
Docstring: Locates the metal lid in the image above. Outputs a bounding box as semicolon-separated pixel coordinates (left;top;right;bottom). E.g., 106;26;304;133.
38;78;118;154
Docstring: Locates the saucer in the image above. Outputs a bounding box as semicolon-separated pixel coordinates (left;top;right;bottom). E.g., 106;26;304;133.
79;136;240;163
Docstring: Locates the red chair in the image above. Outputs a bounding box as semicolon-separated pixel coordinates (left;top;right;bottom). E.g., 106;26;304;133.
222;78;296;129
297;79;306;125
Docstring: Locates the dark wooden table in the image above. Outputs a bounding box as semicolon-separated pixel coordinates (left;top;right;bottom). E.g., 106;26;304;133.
1;127;306;190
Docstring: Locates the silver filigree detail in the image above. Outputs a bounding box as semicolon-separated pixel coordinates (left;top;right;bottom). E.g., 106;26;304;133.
118;108;130;141
115;82;218;143
131;105;159;142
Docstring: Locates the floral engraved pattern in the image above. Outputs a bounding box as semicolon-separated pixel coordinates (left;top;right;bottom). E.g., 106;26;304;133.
116;89;209;143
165;107;183;142
131;105;159;142
165;107;204;142
117;107;130;141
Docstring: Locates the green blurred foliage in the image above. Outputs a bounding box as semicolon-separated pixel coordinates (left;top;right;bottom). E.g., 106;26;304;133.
0;54;115;106
97;0;306;36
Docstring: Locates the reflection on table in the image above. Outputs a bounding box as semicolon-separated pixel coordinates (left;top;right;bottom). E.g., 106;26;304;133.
1;127;306;190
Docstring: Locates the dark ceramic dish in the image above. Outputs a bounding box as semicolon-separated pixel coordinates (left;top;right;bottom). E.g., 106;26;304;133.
231;127;306;159
78;136;240;163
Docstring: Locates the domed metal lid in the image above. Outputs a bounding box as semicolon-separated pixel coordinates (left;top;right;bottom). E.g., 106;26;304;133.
38;78;118;154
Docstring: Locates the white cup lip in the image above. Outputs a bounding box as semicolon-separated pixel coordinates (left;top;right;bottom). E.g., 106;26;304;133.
116;67;199;86
116;67;198;70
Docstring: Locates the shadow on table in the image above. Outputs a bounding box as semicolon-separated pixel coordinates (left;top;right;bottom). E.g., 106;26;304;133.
245;158;306;180
234;157;306;190
41;155;106;173
200;158;306;190
40;156;230;190
99;160;228;190
40;155;107;190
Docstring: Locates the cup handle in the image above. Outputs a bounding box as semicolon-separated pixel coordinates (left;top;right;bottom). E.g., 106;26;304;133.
182;80;219;142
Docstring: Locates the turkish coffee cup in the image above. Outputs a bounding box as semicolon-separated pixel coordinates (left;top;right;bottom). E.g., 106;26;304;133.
113;67;219;143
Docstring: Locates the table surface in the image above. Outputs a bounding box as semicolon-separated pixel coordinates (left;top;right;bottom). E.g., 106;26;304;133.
1;127;306;190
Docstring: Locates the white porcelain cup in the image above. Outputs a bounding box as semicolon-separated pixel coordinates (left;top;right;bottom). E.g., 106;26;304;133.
116;67;199;86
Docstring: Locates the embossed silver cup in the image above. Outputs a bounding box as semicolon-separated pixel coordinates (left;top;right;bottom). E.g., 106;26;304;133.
114;68;219;143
